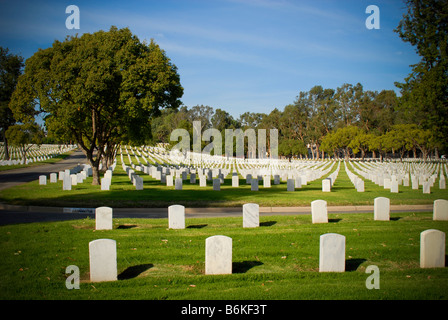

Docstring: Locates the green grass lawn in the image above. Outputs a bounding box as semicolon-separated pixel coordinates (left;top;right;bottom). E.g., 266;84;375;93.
0;155;447;208
1;212;447;300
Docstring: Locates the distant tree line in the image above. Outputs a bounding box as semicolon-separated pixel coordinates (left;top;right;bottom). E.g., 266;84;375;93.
148;82;443;161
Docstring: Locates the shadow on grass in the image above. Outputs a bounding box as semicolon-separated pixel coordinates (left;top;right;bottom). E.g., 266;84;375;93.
233;261;263;273
117;224;138;229
187;224;208;229
329;218;342;223
118;264;153;280
345;258;367;271
260;221;276;227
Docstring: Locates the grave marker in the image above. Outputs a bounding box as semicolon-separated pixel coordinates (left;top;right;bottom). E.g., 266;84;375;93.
322;178;331;192
168;204;185;229
433;199;448;221
50;173;57;183
243;203;259;228
39;175;47;185
374;197;390;221
89;239;117;282
311;200;328;224
287;179;294;191
251;179;259;191
205;235;232;275
319;233;345;272
175;178;183;190
232;175;239;187
95;206;113;230
213;178;220;191
420;229;445;268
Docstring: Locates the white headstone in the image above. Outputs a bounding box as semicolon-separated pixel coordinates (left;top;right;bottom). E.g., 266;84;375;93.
374;197;390;221
243;203;259;228
439;175;446;189
205;235;232;275
295;176;302;188
383;178;391;190
433;199;448;221
71;174;77;186
263;176;271;188
232;175;239;187
63;173;72;190
390;179;399;193
167;174;174;187
95;206;113;230
311;200;328;224
175;178;182;190
213;178;221;191
101;176;111;190
423;182;431;194
274;175;280;185
50;173;57;183
356;179;365;192
168;204;185;229
89;239;117;282
322;178;331;192
420;229;445;268
251;179;259;191
199;175;206;187
319;233;345;272
39;175;47;185
287;179;295;191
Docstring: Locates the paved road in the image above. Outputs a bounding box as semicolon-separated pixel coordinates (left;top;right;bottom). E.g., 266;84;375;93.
0;149;88;191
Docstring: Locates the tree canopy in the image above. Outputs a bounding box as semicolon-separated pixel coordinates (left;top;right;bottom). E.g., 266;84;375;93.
9;26;183;184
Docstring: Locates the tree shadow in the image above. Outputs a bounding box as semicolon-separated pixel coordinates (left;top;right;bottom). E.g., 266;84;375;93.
260;221;276;227
118;263;153;280
233;261;263;273
345;258;367;271
187;224;208;229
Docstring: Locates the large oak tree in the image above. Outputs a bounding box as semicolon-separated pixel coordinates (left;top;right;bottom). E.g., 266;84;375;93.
9;26;183;184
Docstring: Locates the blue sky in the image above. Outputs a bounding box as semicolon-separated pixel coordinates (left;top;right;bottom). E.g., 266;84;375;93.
0;0;419;119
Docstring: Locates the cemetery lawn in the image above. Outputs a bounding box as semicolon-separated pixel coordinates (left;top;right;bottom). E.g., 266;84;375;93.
0;159;447;208
0;212;447;300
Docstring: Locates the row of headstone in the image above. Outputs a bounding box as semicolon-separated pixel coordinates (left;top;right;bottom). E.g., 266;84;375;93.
88;228;446;281
86;200;447;281
1;144;77;165
344;161;364;192
351;160;446;194
311;198;448;223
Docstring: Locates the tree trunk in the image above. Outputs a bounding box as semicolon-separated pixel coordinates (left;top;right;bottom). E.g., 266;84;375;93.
2;133;10;160
91;164;101;185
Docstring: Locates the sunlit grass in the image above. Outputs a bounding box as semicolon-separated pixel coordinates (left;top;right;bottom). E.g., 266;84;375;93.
1;212;447;300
